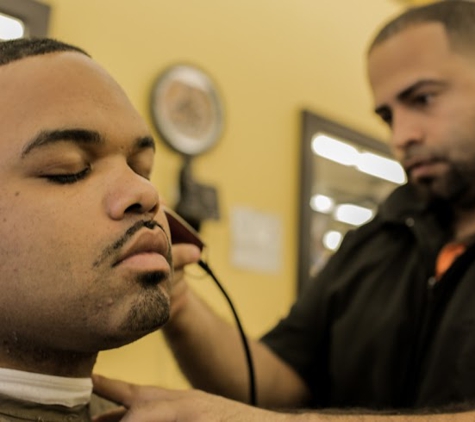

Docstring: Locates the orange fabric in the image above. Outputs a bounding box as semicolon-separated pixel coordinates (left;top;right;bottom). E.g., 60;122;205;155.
435;242;467;280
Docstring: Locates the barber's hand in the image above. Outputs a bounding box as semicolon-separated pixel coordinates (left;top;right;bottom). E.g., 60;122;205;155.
92;375;290;422
169;243;201;318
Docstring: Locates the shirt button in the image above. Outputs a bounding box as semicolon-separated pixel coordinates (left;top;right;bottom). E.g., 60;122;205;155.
405;217;415;227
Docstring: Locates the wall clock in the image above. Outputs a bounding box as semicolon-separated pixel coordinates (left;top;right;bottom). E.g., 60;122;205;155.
150;64;224;156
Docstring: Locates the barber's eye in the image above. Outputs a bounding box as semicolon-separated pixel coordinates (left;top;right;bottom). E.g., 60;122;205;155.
43;166;91;184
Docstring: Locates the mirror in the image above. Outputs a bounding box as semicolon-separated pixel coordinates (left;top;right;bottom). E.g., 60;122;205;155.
297;110;406;293
0;0;50;40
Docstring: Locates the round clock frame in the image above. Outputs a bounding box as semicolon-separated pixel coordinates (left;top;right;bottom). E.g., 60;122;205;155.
150;64;224;156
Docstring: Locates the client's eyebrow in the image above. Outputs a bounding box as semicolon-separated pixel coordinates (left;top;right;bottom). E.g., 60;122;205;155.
21;129;103;158
22;129;156;158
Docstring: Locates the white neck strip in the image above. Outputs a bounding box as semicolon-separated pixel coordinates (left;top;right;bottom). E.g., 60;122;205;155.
0;368;92;407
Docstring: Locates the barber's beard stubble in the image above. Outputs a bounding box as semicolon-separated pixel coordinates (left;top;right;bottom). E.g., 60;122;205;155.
406;144;475;210
417;160;475;209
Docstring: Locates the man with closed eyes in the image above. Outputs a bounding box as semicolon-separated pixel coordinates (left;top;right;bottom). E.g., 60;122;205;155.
0;38;175;421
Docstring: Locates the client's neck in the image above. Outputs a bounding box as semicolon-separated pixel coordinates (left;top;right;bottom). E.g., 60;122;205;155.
0;349;97;378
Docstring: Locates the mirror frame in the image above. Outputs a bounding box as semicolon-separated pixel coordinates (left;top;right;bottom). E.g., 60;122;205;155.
297;110;393;294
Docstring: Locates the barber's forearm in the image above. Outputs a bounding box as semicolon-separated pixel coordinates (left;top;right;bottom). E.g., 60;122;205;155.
165;243;252;401
164;286;256;401
164;286;311;408
93;376;475;422
92;375;475;422
286;410;475;421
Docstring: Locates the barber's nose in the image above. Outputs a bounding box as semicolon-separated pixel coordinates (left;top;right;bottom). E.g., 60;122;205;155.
105;167;159;220
390;110;423;154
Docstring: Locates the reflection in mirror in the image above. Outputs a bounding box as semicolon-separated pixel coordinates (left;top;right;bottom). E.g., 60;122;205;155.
0;0;50;40
298;111;406;294
0;12;25;40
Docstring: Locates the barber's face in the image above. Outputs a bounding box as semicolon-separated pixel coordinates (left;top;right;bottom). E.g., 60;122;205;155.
368;23;475;207
0;52;172;357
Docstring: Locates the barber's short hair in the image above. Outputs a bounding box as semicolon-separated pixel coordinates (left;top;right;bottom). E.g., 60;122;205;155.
369;0;475;54
0;37;89;66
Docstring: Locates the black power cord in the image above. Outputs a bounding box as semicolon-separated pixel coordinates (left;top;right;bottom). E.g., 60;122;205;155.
198;259;257;406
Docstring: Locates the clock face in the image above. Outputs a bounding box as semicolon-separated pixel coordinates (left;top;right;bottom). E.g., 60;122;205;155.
150;65;224;156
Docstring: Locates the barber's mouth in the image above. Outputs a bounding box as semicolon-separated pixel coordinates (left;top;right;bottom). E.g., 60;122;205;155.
408;160;445;181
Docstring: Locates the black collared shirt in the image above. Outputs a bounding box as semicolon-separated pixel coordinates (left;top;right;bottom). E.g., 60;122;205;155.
262;184;475;409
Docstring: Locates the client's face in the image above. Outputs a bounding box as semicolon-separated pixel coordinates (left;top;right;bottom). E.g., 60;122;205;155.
0;51;173;370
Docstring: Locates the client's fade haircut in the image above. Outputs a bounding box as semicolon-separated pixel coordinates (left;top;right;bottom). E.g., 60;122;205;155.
0;37;89;66
369;0;475;54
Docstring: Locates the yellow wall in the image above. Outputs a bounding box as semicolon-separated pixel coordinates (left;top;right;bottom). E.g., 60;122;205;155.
39;0;403;388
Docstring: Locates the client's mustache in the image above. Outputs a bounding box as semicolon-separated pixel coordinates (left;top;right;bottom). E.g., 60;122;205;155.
92;220;170;268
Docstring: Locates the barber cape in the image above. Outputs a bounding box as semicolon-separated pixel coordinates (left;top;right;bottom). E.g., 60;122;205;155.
0;393;116;422
0;369;116;422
